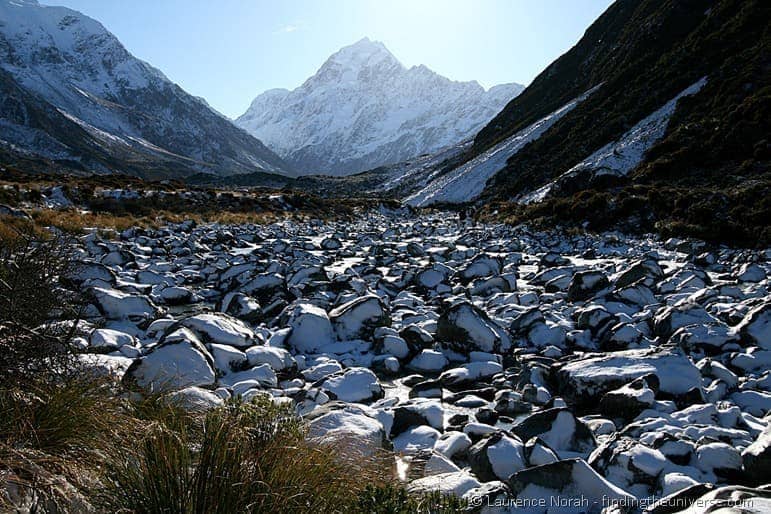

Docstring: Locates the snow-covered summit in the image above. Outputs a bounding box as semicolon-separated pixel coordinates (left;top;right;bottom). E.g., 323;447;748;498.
0;0;291;177
237;38;524;176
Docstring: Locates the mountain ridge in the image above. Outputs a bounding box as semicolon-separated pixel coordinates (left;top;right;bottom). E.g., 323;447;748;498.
0;0;294;178
237;38;524;176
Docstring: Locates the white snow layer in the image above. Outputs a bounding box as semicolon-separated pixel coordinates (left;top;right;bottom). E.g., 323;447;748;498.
520;77;708;204
405;85;602;207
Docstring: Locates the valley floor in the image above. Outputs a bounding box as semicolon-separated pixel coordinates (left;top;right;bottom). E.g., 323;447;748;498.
4;209;770;513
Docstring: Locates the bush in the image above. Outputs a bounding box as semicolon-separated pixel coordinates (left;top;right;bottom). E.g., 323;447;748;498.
0;219;82;382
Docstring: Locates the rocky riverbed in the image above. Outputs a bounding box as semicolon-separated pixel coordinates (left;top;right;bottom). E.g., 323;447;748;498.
66;210;771;513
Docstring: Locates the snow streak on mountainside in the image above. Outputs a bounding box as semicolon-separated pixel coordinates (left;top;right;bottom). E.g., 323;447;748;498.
521;77;708;204
237;38;524;176
0;0;292;177
404;86;601;207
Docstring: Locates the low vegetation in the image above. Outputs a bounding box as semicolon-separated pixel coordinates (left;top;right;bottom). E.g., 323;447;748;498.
480;181;771;247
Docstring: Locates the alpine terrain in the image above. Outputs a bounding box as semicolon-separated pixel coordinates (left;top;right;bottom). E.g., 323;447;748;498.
237;38;524;176
1;0;770;513
0;0;293;178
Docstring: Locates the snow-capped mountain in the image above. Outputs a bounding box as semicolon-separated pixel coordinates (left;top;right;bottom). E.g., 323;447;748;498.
237;38;523;176
0;0;292;177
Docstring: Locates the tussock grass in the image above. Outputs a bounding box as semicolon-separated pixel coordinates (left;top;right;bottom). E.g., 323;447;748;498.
101;397;393;514
0;378;122;456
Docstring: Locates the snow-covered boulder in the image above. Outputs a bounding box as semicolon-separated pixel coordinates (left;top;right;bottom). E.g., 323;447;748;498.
436;301;510;353
743;424;771;486
512;408;596;456
319;367;384;403
91;287;157;321
245;346;296;372
284;303;335;353
330;295;390;341
557;348;701;407
307;404;386;457
567;270;610;302
733;303;771;349
507;458;635;514
125;339;215;391
468;432;527;481
168;386;224;412
407;471;481;498
88;328;135;352
181;313;255;348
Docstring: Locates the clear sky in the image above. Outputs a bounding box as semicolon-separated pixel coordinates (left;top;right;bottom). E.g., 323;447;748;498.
43;0;614;119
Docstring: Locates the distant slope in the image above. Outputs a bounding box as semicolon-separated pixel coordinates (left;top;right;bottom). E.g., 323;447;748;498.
403;0;768;245
0;0;293;178
475;0;769;201
237;38;523;176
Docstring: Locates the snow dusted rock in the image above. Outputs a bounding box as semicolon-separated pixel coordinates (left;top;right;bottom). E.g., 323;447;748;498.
389;399;444;436
301;359;343;381
168;386;224;412
599;375;657;421
736;263;766;283
512;408;596;456
157;286;193;305
125;338;215;391
220;364;278;391
468;432;527;481
78;353;133;379
653;303;718;340
523;437;559;467
435;431;472;459
439;361;503;390
245;346;296;373
307;404;386;457
330;295;390;341
459;255;502;282
181;313;255;348
494;390;532;416
208;343;248;376
319;367;384;403
88;328;134;352
436;301;510;352
393;425;442;454
733;303;771;349
284;303;335;353
557;348;701;407
66;261;116;287
672;323;738;356
507;458;635;514
567;270;610;302
695;442;743;479
219;292;261;323
90;287;157;321
408;350;449;373
405;450;461;478
742;424;771;486
407;471;481;498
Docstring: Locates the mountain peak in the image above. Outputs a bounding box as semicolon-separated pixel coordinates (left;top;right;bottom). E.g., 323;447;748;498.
238;40;524;176
324;37;401;70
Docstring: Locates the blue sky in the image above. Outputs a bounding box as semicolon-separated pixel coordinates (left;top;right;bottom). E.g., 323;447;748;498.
44;0;614;119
